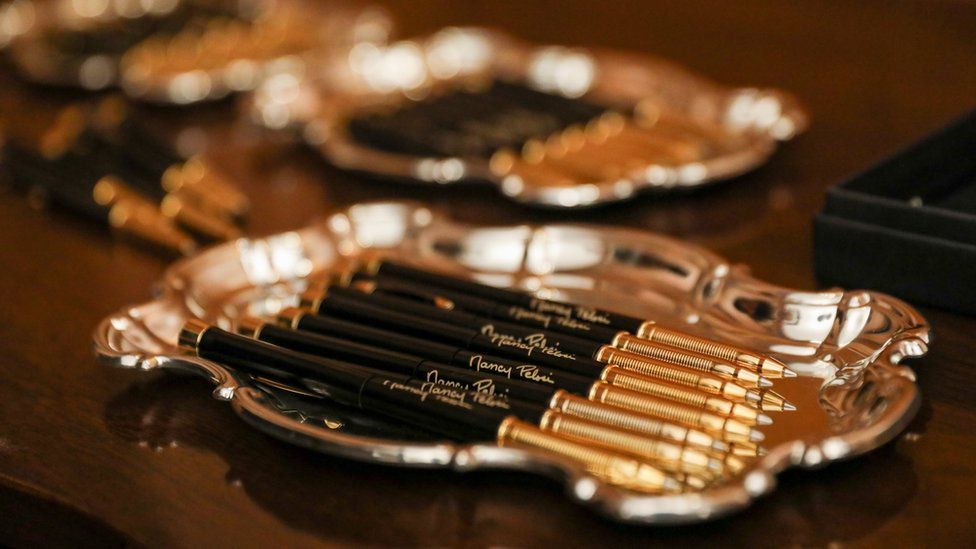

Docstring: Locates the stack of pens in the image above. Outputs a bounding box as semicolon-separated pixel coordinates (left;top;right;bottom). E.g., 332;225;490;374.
179;259;796;494
0;98;247;255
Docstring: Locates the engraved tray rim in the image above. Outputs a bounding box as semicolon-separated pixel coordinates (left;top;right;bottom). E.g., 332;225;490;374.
250;27;810;209
92;201;927;525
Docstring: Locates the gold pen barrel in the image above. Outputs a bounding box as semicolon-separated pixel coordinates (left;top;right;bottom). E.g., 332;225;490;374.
93;176;197;256
599;366;766;425
588;383;762;444
596;346;761;404
182;156;249;218
636;321;791;378
549;391;728;453
539;411;724;477
162;158;249;221
727;441;767;457
611;334;768;387
159;193;241;241
497;417;683;494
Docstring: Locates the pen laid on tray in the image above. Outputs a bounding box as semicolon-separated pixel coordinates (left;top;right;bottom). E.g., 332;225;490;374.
180;321;690;494
237;316;758;467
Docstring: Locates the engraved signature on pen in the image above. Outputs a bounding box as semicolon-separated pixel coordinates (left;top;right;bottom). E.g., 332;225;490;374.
479;324;577;360
508;306;593;332
573;307;611;326
422;369;509;399
528;299;612;326
381;379;511;410
468;354;556;385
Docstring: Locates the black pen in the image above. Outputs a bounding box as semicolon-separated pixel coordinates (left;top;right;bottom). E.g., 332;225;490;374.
360;276;796;413
179;320;684;493
359;259;794;380
276;307;766;447
229;318;749;477
254;312;758;455
237;316;555;403
292;290;781;412
302;286;771;389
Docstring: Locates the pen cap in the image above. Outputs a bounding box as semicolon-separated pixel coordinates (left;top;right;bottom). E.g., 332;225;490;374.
184;323;528;441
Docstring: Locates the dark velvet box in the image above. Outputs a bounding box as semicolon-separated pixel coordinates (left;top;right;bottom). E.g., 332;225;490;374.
814;110;976;314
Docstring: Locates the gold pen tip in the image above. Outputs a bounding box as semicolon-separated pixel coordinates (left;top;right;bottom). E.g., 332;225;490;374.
756;413;773;426
749;429;765;443
712;441;730;453
782;401;797;412
782;367;798;378
758;376;773;388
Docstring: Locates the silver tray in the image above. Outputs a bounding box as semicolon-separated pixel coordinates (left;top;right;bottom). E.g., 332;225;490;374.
250;28;809;208
93;201;928;524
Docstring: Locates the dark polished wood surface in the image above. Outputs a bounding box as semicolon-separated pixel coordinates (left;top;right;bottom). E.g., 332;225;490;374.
1;1;975;546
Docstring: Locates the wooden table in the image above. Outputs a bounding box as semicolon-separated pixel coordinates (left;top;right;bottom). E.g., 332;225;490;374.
1;1;975;546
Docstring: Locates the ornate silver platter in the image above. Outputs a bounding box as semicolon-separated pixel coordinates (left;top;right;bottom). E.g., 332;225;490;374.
93;201;928;524
250;28;809;208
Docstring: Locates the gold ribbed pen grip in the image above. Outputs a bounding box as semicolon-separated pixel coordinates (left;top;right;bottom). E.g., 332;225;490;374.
641;325;740;363
604;368;709;408
591;384;705;426
541;412;716;476
614;335;714;373
552;392;666;438
550;391;725;453
598;347;704;386
497;418;679;494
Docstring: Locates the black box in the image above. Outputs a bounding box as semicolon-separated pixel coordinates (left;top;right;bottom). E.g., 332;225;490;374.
814;110;976;315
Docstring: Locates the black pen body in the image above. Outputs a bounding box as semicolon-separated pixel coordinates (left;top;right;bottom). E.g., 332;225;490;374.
374;261;647;333
289;313;596;394
363;277;622;342
310;293;608;377
191;325;545;441
252;323;555;403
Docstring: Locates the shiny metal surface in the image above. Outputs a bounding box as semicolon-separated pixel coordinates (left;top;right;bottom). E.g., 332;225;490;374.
250;27;808;208
3;0;392;103
93;201;928;524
